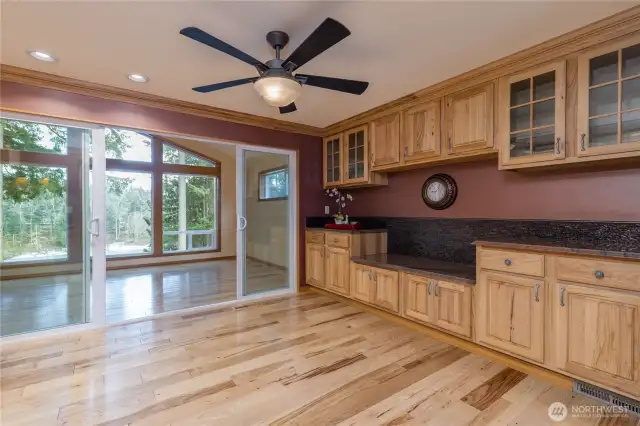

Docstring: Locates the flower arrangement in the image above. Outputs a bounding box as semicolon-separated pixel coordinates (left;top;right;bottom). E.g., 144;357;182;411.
325;188;354;224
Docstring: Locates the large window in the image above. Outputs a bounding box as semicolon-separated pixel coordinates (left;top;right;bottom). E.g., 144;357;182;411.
259;167;288;201
162;174;218;253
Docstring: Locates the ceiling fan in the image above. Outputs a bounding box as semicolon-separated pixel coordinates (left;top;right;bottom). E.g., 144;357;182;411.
180;18;369;114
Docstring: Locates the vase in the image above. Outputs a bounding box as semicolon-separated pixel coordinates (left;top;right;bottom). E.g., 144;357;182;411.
334;218;345;224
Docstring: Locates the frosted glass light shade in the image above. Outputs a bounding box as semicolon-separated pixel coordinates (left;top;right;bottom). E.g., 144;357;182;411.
253;76;301;107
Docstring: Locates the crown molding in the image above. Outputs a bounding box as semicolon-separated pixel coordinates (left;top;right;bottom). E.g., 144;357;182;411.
0;64;324;137
324;5;640;136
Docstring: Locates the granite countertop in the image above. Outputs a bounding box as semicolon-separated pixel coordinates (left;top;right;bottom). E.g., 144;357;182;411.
351;253;476;285
305;227;387;234
474;238;640;260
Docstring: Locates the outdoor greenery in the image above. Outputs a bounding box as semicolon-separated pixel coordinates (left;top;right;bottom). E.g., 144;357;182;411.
1;119;218;262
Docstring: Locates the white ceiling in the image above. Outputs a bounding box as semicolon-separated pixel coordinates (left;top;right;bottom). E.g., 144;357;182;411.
1;1;635;128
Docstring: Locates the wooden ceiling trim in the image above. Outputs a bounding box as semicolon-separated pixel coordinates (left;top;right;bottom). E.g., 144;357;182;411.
0;64;324;137
324;5;640;135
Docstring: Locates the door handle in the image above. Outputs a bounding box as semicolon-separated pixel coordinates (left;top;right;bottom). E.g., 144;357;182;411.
237;215;247;230
434;281;439;297
534;283;540;302
87;218;99;237
560;287;566;307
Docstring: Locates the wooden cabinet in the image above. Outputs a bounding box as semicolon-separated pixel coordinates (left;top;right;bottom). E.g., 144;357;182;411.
476;270;545;363
551;282;640;397
403;274;435;324
402;101;441;163
577;35;640;158
444;82;494;155
323;133;343;187
350;263;374;303
325;246;350;295
498;61;566;168
305;243;325;287
433;280;472;338
371;267;400;313
343;125;369;185
370;113;401;170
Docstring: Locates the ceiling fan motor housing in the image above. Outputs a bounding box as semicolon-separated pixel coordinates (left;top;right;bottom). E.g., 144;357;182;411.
266;31;290;50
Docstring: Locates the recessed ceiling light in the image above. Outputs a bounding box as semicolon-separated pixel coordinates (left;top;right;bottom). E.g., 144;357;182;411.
28;50;57;62
127;74;149;83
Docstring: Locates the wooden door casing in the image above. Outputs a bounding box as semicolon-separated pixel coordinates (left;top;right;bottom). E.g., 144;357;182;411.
305;243;325;287
551;282;640;396
476;271;545;363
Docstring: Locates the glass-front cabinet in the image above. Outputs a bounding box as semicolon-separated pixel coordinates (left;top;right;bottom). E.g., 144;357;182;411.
323;133;343;186
578;36;640;157
343;125;368;184
499;60;566;167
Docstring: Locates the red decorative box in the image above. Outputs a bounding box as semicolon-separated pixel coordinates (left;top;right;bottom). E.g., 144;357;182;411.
324;223;362;230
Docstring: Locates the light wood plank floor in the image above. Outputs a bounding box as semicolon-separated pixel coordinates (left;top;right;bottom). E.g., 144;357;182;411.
1;259;288;336
1;291;632;426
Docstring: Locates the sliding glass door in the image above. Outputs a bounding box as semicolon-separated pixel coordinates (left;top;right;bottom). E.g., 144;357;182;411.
0;113;106;336
236;146;296;298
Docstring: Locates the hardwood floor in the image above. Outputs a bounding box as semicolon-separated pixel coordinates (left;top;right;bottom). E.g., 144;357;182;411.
1;259;288;336
1;291;630;426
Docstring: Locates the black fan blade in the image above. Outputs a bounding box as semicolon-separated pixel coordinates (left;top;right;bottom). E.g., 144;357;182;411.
279;103;297;114
282;18;350;71
193;77;258;93
296;74;368;95
180;27;268;72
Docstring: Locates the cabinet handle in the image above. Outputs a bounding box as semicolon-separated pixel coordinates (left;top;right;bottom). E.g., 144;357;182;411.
594;270;605;279
556;137;561;154
434;282;439;297
404;146;408;156
368;270;372;280
428;280;432;295
560;287;566;307
580;133;586;151
504;259;512;266
534;283;540;302
448;136;452;153
373;272;377;282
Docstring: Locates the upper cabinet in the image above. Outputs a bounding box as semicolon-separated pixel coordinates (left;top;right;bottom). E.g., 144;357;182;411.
323;134;343;187
444;82;494;155
370;112;401;170
402;101;441;163
323;126;387;189
499;61;566;168
577;36;640;157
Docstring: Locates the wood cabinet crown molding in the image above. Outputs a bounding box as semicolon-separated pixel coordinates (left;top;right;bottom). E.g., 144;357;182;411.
324;5;640;136
0;64;324;137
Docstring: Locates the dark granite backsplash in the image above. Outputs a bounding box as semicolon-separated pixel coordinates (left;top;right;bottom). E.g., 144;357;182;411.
305;217;640;265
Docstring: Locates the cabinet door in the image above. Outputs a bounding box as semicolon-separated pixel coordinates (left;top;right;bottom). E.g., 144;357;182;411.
323;134;343;187
433;280;472;338
476;271;545;362
325;247;350;295
305;244;325;287
444;83;494;154
350;263;374;303
577;36;640;157
499;61;566;167
371;113;401;169
402;101;441;163
372;268;400;313
342;126;369;184
403;274;435;324
552;283;640;397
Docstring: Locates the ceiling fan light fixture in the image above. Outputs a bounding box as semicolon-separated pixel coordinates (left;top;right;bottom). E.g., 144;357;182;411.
253;76;301;107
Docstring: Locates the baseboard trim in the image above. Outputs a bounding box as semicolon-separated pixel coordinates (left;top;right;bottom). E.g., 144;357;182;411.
308;286;573;392
107;255;237;271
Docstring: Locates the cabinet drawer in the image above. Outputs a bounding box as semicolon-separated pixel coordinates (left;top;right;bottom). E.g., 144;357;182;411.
556;256;640;292
479;248;544;277
306;231;325;245
326;232;350;248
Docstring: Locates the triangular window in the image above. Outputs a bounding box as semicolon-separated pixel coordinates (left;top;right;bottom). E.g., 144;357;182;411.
162;143;217;167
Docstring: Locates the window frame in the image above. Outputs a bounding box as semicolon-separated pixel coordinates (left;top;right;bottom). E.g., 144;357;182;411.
258;165;289;202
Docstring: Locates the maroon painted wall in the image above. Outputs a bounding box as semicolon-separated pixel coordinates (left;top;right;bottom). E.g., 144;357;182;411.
0;81;324;282
348;160;640;222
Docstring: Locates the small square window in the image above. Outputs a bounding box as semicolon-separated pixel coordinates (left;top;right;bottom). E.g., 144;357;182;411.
259;167;288;201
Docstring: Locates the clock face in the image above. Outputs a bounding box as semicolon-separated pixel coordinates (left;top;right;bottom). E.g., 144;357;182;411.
421;174;457;210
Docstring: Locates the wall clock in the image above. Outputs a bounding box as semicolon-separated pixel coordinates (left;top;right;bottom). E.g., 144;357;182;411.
421;174;457;210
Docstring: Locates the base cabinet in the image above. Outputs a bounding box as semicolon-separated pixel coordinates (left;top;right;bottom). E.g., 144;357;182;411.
404;274;435;324
325;247;350;295
371;267;400;313
433;280;472;338
476;270;545;363
350;263;374;303
305;243;325;287
551;282;640;397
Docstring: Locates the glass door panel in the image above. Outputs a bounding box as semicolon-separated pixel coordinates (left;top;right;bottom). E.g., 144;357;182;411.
0;116;103;336
237;147;294;297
